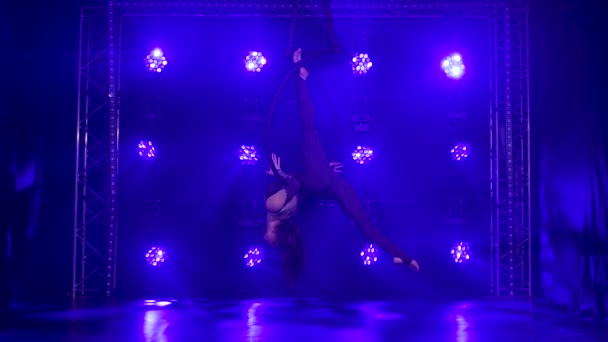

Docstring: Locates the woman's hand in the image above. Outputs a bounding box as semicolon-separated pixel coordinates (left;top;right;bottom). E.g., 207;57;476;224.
266;153;282;176
293;48;309;80
299;67;309;80
329;161;343;173
293;48;302;63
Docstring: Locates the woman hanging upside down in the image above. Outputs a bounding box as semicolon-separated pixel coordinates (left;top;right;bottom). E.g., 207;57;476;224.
265;48;420;280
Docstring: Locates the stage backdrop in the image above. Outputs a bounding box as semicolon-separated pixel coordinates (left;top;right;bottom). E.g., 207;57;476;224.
532;1;608;318
117;15;491;300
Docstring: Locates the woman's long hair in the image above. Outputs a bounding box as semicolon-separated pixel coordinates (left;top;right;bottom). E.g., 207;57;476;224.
278;218;305;282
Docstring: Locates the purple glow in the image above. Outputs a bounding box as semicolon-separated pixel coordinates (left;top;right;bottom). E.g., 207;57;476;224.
351;53;373;75
244;51;267;72
451;143;470;161
244;247;263;267
441;53;465;79
360;244;378;266
351;146;374;165
143;299;175;307
146;246;167;266
239;145;259;165
451;242;471;263
145;48;168;73
153;301;172;307
138;140;156;159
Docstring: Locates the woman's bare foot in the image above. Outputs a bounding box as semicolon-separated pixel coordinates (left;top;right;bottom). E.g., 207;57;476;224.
394;257;420;271
408;259;420;271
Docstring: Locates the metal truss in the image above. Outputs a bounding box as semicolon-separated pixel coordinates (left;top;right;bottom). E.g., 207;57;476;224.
108;0;120;299
112;0;506;17
74;0;530;298
73;6;112;299
490;5;531;297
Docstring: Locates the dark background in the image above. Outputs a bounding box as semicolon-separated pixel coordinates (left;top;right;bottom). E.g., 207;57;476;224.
117;15;489;300
1;0;607;313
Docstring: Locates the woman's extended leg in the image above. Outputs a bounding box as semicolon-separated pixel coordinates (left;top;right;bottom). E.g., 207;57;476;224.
298;68;333;193
332;174;416;267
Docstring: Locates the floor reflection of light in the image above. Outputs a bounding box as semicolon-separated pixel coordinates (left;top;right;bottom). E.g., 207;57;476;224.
143;310;169;342
143;299;175;307
454;314;469;342
247;302;262;342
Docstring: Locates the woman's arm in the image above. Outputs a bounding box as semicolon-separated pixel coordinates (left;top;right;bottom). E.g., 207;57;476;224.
265;213;281;246
265;154;301;210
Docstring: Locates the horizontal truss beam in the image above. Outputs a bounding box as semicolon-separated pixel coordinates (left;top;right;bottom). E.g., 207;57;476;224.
106;1;518;17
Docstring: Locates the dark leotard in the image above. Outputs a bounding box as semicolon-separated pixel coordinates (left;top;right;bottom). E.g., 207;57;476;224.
298;77;412;264
275;73;413;263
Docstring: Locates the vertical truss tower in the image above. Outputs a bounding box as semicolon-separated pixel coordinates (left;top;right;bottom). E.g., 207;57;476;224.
73;6;112;298
490;4;531;297
73;0;530;299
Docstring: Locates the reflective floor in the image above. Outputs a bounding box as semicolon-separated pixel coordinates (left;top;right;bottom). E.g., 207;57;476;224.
0;298;606;341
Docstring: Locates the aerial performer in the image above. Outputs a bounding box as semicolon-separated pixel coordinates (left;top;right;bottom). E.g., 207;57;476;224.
264;48;420;280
